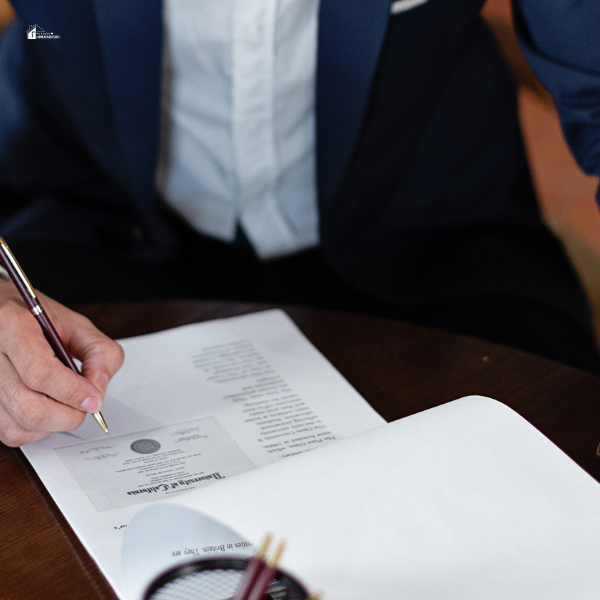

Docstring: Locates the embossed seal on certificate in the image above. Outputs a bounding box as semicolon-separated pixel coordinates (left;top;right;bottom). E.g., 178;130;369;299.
130;439;161;454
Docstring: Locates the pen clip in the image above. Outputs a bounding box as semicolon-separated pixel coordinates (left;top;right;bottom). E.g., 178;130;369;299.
0;238;37;300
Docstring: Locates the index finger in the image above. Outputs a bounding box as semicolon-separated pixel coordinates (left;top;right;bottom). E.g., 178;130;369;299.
40;296;125;397
0;310;105;412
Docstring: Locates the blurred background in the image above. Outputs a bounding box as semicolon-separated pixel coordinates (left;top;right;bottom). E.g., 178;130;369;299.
1;0;600;343
482;0;600;345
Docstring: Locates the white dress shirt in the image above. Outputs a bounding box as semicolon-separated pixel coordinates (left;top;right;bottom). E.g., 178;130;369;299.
156;0;320;259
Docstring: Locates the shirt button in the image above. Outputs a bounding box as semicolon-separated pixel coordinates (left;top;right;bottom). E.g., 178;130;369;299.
247;23;264;42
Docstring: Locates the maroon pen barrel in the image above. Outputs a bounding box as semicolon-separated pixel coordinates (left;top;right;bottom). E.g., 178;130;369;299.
0;249;38;312
232;558;266;600
0;240;79;374
245;565;277;600
35;309;80;374
0;238;108;432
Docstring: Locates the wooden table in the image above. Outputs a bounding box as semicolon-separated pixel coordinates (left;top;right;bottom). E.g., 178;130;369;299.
2;300;600;599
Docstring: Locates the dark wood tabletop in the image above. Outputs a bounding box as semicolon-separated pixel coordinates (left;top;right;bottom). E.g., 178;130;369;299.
2;300;600;599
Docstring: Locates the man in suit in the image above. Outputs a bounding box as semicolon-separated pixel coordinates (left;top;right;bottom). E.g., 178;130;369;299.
0;0;599;445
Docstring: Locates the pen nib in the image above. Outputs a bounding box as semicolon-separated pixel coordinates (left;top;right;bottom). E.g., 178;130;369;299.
93;411;109;434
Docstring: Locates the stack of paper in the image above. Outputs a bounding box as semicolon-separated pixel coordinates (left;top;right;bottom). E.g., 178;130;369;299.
20;310;600;599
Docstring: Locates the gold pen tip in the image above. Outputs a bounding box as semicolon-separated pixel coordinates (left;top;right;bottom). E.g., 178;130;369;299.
93;411;109;433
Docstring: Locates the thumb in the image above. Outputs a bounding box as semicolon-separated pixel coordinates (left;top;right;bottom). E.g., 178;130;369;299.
84;366;111;398
79;340;125;397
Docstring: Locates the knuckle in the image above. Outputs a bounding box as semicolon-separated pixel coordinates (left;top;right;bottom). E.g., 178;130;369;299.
9;302;35;328
0;302;31;347
1;426;27;448
0;373;21;404
20;359;54;392
13;397;46;431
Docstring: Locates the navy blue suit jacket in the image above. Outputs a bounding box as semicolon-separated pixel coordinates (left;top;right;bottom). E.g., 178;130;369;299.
0;0;599;311
0;0;391;240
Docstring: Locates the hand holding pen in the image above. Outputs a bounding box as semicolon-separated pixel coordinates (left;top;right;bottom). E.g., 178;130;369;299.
0;238;124;446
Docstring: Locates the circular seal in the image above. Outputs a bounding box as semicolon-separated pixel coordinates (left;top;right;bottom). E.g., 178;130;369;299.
130;439;161;454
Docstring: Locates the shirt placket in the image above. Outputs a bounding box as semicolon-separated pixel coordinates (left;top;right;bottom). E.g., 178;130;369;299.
232;0;296;258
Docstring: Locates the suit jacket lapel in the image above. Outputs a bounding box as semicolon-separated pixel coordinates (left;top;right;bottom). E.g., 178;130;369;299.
316;0;391;210
92;0;390;217
93;0;163;201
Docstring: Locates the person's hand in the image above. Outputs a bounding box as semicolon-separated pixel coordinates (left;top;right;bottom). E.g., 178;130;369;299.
0;279;124;446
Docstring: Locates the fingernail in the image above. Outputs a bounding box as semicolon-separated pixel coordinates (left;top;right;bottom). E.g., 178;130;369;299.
81;397;101;413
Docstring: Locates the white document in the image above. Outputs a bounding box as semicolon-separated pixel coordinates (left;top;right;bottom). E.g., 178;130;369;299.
20;310;385;597
22;310;600;600
54;416;256;512
121;396;600;600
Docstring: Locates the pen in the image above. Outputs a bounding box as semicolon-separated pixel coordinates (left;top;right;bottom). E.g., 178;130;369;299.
233;535;285;600
0;238;109;434
232;534;273;600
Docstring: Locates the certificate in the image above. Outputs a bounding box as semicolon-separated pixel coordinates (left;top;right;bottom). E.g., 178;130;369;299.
55;417;255;512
